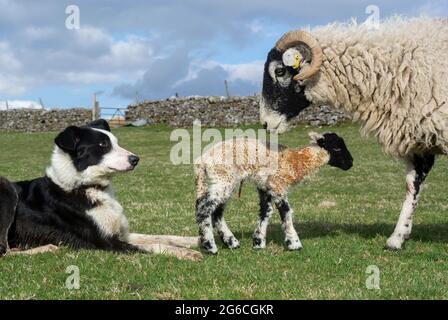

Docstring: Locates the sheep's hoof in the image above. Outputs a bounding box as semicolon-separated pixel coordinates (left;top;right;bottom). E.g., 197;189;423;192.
385;236;404;251
286;239;303;251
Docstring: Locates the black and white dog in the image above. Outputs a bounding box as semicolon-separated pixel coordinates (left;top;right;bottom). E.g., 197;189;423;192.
0;120;200;260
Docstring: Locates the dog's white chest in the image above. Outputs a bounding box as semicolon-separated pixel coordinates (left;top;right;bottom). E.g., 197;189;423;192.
85;187;129;239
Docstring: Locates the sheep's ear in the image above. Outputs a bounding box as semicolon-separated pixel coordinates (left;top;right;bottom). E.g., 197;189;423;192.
308;131;324;144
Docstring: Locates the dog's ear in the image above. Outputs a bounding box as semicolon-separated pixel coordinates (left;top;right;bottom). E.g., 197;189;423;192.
86;119;110;132
55;126;81;152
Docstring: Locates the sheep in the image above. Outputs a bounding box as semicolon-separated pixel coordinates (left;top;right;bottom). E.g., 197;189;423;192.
259;16;448;250
194;132;353;254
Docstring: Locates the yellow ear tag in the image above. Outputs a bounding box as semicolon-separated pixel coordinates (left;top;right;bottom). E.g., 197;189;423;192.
293;54;300;69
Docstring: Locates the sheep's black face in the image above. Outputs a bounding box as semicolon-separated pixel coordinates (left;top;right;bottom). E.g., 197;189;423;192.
317;133;353;171
260;48;311;133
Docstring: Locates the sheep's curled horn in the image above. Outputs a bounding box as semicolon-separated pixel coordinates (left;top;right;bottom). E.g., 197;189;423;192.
275;30;323;81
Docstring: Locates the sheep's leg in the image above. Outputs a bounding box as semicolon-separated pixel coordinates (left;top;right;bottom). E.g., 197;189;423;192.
253;188;273;249
212;204;240;249
274;196;302;250
386;154;434;250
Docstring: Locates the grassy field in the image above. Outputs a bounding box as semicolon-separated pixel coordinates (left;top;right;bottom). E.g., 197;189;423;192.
0;123;447;299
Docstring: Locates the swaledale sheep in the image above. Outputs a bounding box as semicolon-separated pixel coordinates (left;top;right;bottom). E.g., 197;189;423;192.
194;132;353;254
259;17;448;250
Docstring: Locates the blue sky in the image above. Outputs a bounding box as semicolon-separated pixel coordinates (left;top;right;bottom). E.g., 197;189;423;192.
0;0;447;109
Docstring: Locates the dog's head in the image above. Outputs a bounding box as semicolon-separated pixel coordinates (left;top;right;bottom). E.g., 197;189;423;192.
47;119;139;189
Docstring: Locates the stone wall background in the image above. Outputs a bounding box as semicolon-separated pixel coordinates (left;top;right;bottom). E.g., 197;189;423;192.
0;108;92;132
125;96;351;127
0;96;351;132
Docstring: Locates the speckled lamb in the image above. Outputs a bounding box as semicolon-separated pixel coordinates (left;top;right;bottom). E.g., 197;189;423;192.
194;132;353;254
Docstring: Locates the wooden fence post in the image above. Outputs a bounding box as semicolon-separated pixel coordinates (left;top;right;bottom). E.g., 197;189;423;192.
92;93;99;120
224;80;231;98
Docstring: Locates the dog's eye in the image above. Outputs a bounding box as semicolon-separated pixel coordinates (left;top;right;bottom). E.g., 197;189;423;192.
99;141;108;148
333;148;341;152
275;67;286;77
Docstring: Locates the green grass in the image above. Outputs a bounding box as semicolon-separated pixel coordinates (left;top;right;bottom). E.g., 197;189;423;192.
1;123;448;299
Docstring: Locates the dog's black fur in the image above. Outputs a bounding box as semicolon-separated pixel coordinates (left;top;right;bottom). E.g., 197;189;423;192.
0;120;142;257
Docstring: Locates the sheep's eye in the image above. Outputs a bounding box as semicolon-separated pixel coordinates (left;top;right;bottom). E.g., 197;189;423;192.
275;67;286;77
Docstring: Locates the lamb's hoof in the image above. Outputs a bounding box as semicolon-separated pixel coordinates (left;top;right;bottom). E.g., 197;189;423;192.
286;239;303;251
223;237;240;249
252;237;266;250
201;240;218;255
385;236;404;251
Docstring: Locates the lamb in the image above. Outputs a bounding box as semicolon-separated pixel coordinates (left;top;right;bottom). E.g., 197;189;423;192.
194;132;353;254
259;17;448;250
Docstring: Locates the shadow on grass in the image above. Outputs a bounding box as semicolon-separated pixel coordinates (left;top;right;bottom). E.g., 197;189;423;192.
236;221;448;245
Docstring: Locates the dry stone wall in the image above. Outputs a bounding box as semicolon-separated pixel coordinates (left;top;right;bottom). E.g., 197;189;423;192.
0;96;351;132
125;96;351;128
0;108;92;132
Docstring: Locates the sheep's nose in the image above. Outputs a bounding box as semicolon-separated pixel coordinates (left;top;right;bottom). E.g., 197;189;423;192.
263;122;268;129
129;155;140;167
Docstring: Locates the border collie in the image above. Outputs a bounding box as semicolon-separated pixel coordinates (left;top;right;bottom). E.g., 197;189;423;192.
0;119;201;260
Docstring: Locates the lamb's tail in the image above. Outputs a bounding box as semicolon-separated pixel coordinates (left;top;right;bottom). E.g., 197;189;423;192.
194;164;208;199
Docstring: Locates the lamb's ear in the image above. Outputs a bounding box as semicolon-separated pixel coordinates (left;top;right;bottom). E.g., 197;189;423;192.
308;131;324;144
54;126;81;152
86;119;110;132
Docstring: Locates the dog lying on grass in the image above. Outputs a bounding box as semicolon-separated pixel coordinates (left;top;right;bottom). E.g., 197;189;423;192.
0;119;201;261
194;132;353;254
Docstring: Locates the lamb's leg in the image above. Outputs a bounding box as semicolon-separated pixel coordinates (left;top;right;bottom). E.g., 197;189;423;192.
0;177;18;257
212;204;240;249
196;194;220;254
253;188;273;249
386;154;434;250
274;196;302;250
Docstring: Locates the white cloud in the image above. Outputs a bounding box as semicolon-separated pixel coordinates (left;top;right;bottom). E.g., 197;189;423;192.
0;42;21;71
99;36;153;69
0;100;43;110
247;20;263;33
23;26;56;40
222;60;264;84
174;59;263;87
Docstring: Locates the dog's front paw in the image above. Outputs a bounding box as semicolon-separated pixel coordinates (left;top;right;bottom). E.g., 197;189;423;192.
0;243;8;257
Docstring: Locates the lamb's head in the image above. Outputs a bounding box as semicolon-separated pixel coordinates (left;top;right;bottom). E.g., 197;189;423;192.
260;30;323;134
309;132;353;171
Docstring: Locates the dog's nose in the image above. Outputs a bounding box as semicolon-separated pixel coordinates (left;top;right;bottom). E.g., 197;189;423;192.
129;155;140;167
262;122;268;129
